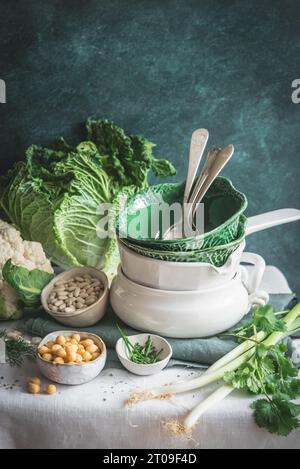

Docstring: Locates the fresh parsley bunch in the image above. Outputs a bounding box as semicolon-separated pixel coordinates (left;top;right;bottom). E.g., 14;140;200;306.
224;306;300;436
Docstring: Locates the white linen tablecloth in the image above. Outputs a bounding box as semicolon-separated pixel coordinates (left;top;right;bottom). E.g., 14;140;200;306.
0;266;299;449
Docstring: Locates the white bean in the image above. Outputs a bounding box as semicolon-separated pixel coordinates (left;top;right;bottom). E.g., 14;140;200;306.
86;297;96;306
75;276;84;282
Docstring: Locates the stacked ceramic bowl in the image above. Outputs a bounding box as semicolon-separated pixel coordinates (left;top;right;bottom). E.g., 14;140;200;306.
111;177;269;338
116;177;248;266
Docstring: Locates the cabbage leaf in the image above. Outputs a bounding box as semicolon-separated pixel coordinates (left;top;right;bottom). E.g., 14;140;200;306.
0;119;176;277
2;260;54;307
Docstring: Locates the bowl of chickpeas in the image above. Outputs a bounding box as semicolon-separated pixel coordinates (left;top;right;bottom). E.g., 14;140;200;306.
37;331;107;385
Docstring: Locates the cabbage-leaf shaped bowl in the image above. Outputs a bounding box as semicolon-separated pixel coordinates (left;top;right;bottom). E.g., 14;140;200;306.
116;177;247;252
119;215;247;267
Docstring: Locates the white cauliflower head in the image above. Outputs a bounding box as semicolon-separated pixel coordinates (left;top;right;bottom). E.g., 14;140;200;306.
0;219;53;276
0;219;53;319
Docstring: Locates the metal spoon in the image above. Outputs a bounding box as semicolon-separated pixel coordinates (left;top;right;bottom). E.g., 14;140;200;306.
162;129;209;240
192;144;234;233
188;147;220;209
182;129;209;207
165;144;234;240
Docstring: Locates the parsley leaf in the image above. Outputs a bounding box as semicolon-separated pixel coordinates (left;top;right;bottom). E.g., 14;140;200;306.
224;344;275;395
253;305;287;335
251;398;300;437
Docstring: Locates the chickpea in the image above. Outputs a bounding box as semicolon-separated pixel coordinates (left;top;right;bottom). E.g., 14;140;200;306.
85;344;99;354
55;348;67;359
65;343;73;351
51;344;63;354
46;384;57;395
30;377;41;386
92;352;100;360
46;341;55;349
71;334;81;343
66;351;77;363
27;382;40;394
56;335;66;346
38;346;50;356
70;338;79;346
75;354;83;364
77;344;85;355
53;357;65;364
42;353;53;362
82;351;92;362
80;339;94;347
66;343;78;353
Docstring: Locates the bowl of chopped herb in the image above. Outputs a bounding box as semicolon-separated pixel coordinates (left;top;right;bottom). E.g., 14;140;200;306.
115;328;172;375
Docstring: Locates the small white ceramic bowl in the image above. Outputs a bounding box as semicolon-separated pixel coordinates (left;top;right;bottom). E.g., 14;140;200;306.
118;238;246;291
41;267;109;327
37;331;107;385
116;333;172;375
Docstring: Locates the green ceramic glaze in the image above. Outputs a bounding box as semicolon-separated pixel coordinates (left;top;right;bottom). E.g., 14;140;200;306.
116;177;248;251
119;215;247;267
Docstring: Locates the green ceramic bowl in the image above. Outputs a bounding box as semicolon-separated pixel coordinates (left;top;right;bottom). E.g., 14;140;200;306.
119;215;247;267
116;177;247;252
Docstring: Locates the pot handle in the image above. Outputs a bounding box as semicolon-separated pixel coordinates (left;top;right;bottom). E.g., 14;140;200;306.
246;208;300;236
240;252;269;308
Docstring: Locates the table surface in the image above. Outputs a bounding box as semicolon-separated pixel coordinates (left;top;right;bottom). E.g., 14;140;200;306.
0;266;299;449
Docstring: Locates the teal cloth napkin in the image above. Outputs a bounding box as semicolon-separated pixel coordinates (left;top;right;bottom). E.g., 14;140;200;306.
19;294;296;369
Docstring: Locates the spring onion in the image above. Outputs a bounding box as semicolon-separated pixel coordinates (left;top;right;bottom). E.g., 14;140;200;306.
129;303;300;437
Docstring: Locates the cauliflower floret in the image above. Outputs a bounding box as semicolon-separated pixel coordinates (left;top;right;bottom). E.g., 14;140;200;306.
23;241;53;273
0;280;22;321
0;220;24;255
0;239;14;278
0;219;53;274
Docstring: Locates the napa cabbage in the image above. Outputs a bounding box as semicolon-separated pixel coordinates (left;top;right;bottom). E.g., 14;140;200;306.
0;119;176;279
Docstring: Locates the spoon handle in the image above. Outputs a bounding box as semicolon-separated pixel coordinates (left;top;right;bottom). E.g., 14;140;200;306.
183;129;209;205
187;147;219;208
192;144;234;218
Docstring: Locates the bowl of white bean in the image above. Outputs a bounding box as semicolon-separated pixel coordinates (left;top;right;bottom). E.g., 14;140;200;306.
41;267;109;327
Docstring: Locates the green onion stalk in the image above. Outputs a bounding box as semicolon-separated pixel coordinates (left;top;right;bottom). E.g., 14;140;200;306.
128;303;300;436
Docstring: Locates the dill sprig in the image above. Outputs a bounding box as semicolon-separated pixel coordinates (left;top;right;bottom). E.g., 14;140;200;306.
0;330;36;367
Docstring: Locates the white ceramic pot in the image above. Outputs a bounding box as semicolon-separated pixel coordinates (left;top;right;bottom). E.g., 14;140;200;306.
119;239;246;291
110;254;269;339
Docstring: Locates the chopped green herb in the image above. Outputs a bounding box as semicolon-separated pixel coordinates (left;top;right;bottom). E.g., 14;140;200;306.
117;325;163;365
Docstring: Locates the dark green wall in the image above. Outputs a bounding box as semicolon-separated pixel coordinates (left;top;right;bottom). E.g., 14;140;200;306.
0;0;299;292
